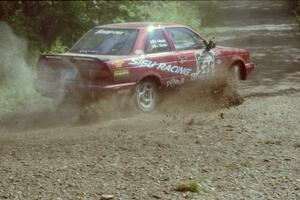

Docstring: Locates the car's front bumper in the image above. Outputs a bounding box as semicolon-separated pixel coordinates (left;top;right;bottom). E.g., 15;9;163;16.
34;79;136;98
245;62;255;76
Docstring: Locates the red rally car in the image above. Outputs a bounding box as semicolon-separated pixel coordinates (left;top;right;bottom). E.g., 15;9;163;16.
35;22;255;112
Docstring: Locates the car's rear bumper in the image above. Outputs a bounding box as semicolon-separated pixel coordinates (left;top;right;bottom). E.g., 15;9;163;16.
34;79;136;98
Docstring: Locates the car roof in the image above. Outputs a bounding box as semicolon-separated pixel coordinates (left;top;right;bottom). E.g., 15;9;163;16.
96;22;185;29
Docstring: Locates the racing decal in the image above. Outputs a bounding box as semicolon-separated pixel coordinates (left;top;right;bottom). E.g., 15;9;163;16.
95;29;123;35
129;57;158;68
214;50;222;65
166;78;185;87
191;50;222;81
129;57;192;76
112;60;124;68
114;69;129;77
149;39;169;48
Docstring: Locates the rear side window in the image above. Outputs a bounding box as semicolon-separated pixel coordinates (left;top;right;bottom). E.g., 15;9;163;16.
166;27;204;51
70;28;139;55
145;29;170;54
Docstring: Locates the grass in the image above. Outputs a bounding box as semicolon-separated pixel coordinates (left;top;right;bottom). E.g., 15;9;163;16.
175;180;212;193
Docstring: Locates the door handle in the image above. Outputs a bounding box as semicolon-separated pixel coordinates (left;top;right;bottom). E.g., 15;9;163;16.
179;56;187;64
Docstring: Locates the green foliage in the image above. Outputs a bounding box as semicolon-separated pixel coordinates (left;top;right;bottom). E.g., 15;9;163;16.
175;180;211;193
47;37;68;54
0;1;220;65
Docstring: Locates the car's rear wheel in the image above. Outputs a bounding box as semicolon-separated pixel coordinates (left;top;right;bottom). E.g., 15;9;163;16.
135;79;159;112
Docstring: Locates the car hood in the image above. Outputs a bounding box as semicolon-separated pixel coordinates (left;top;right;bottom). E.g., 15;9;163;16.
216;46;248;54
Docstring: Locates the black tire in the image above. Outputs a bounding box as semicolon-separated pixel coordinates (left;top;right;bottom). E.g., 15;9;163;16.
211;64;243;106
225;64;243;105
134;79;159;112
227;64;240;91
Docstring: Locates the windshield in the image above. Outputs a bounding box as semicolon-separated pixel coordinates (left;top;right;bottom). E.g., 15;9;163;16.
70;28;139;55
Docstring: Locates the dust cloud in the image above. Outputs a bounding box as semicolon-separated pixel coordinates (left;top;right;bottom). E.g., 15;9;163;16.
159;71;243;114
0;22;130;130
0;22;80;131
0;22;39;113
0;23;31;84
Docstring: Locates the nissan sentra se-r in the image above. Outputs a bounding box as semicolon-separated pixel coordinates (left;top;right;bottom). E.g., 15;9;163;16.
35;22;254;112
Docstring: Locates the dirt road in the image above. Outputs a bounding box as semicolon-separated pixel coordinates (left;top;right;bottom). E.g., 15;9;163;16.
0;1;299;199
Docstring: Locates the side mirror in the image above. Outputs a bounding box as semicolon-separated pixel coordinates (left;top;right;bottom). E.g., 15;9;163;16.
205;39;216;51
209;40;216;49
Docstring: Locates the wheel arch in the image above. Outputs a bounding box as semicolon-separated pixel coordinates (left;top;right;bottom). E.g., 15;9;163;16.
139;75;162;88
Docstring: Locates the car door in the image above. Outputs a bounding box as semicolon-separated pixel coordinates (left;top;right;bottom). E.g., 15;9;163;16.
165;27;220;82
141;28;180;87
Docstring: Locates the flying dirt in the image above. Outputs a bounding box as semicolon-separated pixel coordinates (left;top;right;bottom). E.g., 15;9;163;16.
0;1;300;200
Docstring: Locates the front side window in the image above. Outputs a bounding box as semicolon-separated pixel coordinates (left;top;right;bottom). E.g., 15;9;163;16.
166;27;205;51
70;28;139;55
144;29;170;54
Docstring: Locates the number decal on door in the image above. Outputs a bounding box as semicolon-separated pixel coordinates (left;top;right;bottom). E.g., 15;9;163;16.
191;51;216;80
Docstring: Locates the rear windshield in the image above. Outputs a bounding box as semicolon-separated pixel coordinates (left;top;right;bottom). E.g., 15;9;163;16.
70;28;139;55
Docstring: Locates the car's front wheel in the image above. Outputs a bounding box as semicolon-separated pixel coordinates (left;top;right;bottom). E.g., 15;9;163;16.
135;79;159;112
227;64;240;91
212;64;243;106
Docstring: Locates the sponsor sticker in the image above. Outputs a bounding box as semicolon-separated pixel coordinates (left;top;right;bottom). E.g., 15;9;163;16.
166;78;185;87
114;69;129;77
129;57;192;76
113;60;124;68
95;30;123;35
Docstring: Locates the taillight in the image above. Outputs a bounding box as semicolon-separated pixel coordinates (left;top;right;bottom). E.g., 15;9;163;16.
92;62;112;83
94;70;111;79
